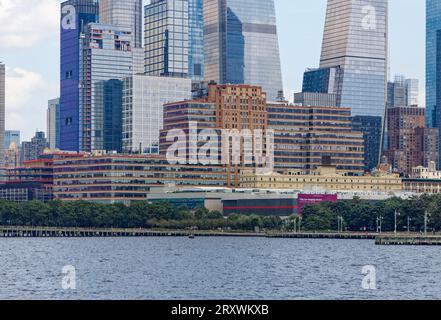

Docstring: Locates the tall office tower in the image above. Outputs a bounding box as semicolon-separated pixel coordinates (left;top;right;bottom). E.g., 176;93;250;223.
122;75;192;154
99;0;143;48
60;0;99;152
4;131;20;150
144;0;204;81
47;98;60;150
427;0;441;168
426;0;441;128
203;0;283;101
0;63;5;165
80;23;135;152
320;0;388;170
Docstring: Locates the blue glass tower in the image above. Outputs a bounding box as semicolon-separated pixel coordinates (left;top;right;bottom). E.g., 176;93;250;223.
103;80;123;153
59;0;98;152
188;0;205;81
145;0;204;81
426;0;441;167
427;0;441;128
203;0;284;101
318;0;388;170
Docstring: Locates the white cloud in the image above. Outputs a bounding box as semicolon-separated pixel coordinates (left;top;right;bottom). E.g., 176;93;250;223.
5;67;56;139
0;0;59;50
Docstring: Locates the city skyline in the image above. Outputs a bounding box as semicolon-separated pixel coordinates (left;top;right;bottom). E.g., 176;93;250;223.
0;0;425;140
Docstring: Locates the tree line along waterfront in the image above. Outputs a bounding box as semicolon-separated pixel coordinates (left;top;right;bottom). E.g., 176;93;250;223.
0;195;441;232
0;201;282;231
301;195;441;233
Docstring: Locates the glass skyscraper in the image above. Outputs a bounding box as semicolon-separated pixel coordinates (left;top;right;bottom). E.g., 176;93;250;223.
320;0;388;117
99;0;143;48
80;23;135;152
426;0;441;167
203;0;283;101
319;0;388;170
103;80;123;153
60;0;99;152
427;0;441;128
144;0;204;81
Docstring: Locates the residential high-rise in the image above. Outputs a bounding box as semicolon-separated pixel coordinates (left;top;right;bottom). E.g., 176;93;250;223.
319;0;388;169
122;75;192;154
20;132;49;163
387;106;426;175
59;0;99;152
99;0;143;48
203;0;283;100
0;63;5;165
80;23;136;152
144;0;204;81
47;98;60;150
415;127;439;168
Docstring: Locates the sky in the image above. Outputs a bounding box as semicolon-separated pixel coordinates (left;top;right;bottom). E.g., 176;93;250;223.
0;0;425;141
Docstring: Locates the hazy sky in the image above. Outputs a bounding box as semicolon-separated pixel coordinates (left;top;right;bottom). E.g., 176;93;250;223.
0;0;425;140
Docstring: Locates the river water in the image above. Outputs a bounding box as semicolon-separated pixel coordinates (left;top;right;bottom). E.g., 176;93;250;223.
0;237;439;300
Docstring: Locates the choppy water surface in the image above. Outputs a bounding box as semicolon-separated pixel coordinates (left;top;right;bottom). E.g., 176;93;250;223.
0;237;439;299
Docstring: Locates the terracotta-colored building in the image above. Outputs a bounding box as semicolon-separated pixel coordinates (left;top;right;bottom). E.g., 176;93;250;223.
387;106;429;175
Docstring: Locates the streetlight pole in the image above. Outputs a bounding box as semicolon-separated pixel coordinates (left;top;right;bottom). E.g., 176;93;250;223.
379;216;383;234
407;216;411;234
394;210;400;234
337;216;340;233
425;211;429;236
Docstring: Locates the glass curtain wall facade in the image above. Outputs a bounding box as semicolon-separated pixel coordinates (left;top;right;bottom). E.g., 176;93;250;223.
122;75;192;154
427;0;441;128
319;0;388;170
145;0;190;78
60;0;99;152
203;0;283;101
99;0;143;48
80;23;135;152
145;0;204;80
103;80;123;153
188;0;205;81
